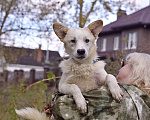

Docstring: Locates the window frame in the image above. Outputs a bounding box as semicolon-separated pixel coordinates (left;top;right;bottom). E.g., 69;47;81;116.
124;32;137;50
101;38;107;52
113;36;119;51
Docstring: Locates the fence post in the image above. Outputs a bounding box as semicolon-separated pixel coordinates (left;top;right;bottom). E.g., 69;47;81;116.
43;65;50;79
43;65;50;85
29;69;35;84
18;70;24;80
3;70;9;83
13;70;19;84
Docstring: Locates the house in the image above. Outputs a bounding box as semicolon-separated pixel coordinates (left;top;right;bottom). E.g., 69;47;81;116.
97;6;150;60
0;45;62;72
0;45;62;83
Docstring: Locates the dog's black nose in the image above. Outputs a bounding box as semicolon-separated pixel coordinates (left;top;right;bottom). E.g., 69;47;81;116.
77;49;85;55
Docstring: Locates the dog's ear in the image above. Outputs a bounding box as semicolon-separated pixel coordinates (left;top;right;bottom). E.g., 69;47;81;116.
53;23;69;41
87;20;103;38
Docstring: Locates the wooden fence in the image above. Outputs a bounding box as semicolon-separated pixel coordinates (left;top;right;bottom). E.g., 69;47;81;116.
0;66;61;87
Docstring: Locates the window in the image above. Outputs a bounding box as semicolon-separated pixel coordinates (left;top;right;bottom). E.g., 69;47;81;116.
128;32;137;49
124;32;137;49
123;34;128;50
101;38;107;52
113;37;119;50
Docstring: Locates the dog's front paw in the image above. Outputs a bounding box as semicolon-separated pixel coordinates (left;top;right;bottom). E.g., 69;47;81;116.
75;97;87;114
106;74;123;102
110;84;123;102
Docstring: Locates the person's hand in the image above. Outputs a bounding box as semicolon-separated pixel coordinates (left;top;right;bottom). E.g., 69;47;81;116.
44;102;52;117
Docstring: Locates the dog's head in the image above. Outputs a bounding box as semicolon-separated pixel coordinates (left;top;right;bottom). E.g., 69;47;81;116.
53;20;103;60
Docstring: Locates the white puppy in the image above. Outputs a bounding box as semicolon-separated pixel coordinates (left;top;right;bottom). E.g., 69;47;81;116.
15;20;123;120
53;20;123;114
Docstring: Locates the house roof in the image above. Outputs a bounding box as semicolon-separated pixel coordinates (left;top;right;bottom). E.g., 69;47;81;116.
3;46;62;66
99;6;150;35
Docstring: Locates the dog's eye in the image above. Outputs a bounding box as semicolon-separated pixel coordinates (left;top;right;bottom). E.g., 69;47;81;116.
71;40;76;43
85;39;90;43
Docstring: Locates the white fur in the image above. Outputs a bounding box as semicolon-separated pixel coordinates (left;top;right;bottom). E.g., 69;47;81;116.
63;28;95;59
15;108;49;120
59;60;106;92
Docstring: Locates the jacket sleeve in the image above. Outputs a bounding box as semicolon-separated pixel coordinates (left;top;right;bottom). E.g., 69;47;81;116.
121;84;150;120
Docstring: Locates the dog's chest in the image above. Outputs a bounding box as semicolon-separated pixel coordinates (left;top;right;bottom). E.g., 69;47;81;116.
71;64;93;76
61;62;101;91
69;64;99;91
60;60;105;92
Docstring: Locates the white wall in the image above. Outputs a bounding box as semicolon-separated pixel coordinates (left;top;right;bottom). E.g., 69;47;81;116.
5;64;44;72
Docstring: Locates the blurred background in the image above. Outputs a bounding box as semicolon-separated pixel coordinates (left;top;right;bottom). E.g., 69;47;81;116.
0;0;150;119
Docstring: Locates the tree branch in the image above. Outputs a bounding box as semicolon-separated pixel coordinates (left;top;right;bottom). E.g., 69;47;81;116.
0;0;16;36
82;0;97;27
1;27;51;35
79;0;84;28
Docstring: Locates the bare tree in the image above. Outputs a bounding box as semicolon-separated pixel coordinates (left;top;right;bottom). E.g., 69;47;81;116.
0;0;70;71
0;0;70;45
0;0;137;47
59;0;137;28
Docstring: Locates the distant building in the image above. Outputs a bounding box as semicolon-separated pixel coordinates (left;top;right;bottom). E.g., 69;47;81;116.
0;45;62;72
97;6;150;59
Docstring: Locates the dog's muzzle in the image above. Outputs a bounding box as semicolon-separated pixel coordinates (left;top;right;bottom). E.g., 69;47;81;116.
77;49;86;59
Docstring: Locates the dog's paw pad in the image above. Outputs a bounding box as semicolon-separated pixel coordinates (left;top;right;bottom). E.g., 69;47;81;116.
76;99;87;114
